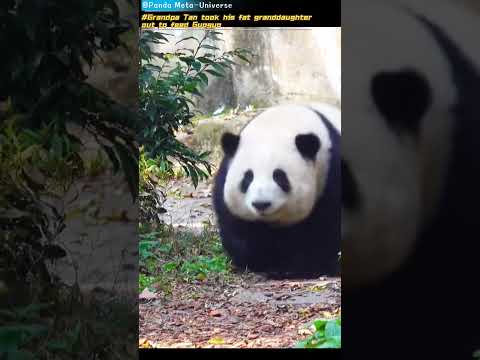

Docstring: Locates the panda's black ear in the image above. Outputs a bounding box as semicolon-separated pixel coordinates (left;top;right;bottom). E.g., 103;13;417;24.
295;133;321;161
371;69;432;137
221;132;240;157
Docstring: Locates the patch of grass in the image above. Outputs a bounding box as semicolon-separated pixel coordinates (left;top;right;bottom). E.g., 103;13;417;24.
189;122;225;164
139;274;159;292
249;99;270;109
179;255;229;280
139;224;233;292
295;318;341;349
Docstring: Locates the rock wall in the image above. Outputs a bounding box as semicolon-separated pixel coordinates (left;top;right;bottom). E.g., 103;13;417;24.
150;27;341;113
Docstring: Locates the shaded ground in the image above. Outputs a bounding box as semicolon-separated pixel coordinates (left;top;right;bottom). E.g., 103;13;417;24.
47;127;138;300
139;275;340;348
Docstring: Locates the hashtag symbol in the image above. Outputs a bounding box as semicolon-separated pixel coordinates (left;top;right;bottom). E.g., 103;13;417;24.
142;13;148;21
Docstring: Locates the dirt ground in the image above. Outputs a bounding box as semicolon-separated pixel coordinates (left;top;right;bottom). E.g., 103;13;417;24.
139;275;341;348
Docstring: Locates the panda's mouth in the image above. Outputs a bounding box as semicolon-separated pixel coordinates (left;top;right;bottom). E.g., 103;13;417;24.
253;205;285;220
256;209;274;217
249;199;288;220
252;208;277;219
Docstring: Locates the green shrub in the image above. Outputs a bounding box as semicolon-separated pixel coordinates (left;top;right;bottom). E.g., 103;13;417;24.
138;29;254;188
1;0;138;199
295;318;341;349
0;2;138;357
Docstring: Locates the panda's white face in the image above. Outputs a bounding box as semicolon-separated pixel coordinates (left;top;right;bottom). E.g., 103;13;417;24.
341;0;478;289
223;150;319;225
221;105;337;226
225;164;306;224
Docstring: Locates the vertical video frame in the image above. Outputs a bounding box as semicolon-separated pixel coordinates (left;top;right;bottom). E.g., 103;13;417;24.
139;6;341;350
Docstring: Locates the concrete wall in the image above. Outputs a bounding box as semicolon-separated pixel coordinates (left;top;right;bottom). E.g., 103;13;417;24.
149;27;341;113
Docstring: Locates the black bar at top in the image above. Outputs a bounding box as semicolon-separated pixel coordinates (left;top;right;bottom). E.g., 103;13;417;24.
139;0;340;27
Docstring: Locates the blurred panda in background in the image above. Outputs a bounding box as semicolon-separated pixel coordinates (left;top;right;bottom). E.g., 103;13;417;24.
341;0;480;358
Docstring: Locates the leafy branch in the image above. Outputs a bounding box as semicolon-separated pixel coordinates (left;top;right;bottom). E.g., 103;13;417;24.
139;29;254;188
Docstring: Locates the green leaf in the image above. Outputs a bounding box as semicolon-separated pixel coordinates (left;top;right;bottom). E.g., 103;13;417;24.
325;320;341;338
196;57;215;65
204;69;224;78
200;44;220;51
179;56;195;66
317;337;341;348
184;87;203;98
313;319;328;331
196;73;209;86
114;143;138;201
162;262;178;272
235;53;252;64
187;164;199;187
191;61;202;72
176;36;200;45
211;63;226;75
295;318;341;349
222;58;238;67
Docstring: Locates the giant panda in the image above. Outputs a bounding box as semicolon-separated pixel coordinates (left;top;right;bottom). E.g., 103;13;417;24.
212;103;341;278
342;0;480;358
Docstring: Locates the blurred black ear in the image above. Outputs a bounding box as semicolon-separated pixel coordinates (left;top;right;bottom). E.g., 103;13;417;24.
295;133;321;160
221;132;240;157
371;69;432;136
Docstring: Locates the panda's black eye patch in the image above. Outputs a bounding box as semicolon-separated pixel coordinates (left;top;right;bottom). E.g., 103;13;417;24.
273;169;291;193
240;170;254;193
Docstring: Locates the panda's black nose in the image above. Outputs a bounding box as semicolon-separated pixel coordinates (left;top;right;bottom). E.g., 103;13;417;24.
252;201;272;212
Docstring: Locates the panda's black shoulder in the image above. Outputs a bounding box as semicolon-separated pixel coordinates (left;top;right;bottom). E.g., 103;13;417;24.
305;106;340;143
411;10;480;104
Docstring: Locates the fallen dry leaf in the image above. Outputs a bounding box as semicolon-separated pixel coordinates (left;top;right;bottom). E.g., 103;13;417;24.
208;337;226;345
139;288;157;301
298;328;313;336
209;309;226;317
139;339;153;348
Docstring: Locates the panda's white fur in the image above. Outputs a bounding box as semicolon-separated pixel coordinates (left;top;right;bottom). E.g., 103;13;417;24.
342;0;480;288
223;103;340;225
